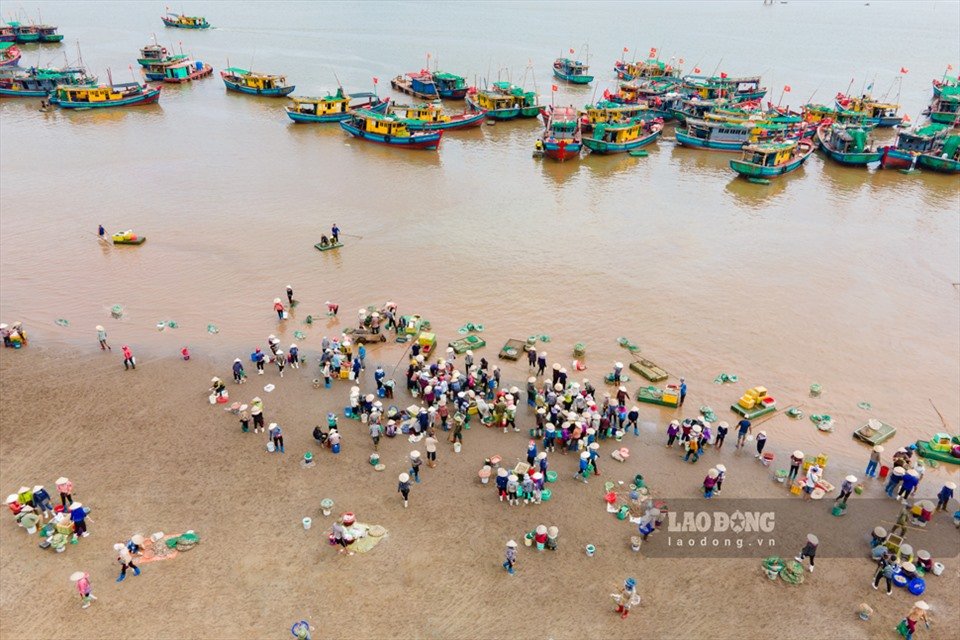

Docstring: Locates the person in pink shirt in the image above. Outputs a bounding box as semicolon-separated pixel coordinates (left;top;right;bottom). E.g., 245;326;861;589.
71;571;97;609
55;477;74;508
121;345;135;370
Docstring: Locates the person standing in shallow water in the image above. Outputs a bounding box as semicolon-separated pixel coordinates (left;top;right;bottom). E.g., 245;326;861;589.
121;345;135;370
96;326;110;351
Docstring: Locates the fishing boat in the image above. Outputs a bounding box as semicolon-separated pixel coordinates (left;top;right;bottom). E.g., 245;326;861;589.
815;122;881;165
8;22;39;43
730;140;814;179
0;66;96;97
583;117;662;154
614;57;679;82
141;55;189;81
221;67;294;97
49;81;161;108
576;101;655;132
465;87;520;120
161;13;210;29
538;106;582;161
682;74;767;102
162;59;212;83
285;88;389;123
915;433;960;465
37;25;62;42
138;43;178;67
553;57;593;84
388;102;485;130
916;134;960;173
932;76;958;98
390;71;438;100
432;71;468;99
835;92;903;127
491;81;539;117
339;109;443;150
675;118;755;151
799;103;876;127
0;26;13;42
111;230;146;245
0;43;21;68
879;124;947;169
925;86;960;127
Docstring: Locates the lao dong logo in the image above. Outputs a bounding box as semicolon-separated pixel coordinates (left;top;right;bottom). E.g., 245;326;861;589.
667;510;775;534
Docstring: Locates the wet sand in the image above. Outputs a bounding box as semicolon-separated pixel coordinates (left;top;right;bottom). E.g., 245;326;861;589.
1;347;958;639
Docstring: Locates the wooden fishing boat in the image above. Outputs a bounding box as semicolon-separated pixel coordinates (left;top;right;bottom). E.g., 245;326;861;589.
628;358;668;382
465;87;520;120
314;240;344;252
577;101;656;132
162;59;212;83
916;134;960;173
676;118;763;152
583;118;662;154
137;43;178;67
614;57;679;82
730;140;814;179
390;71;438;99
853;420;897;446
498;338;528;360
388;102;485;130
161;13;210;29
932;76;958;98
879;124;947;169
112;231;146;245
221;67;294;97
285;88;389;123
915;433;960;465
141;55;189;81
49;81;161;108
816;122;882;165
37;25;62;42
0;43;21;68
553;57;593;84
0;66;96;97
432;71;468;99
835;92;902;127
635;384;680;408
682;74;767;102
926;87;960;127
539;105;582;161
671;96;745;124
8;22;39;43
0;26;14;43
339;109;443;150
491;81;539;117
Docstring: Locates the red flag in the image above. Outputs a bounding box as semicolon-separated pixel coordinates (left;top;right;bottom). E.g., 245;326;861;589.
903;114;911;122
372;77;378;85
622;47;629;53
900;67;908;74
720;71;728;79
551;84;558;92
649;47;657;56
784;85;791;92
694;67;701;74
678;58;685;65
948;64;954;70
569;48;574;54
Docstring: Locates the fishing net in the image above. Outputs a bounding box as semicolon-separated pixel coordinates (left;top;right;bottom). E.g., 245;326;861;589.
55;318;69;327
713;373;739;384
700;406;717;422
206;324;219;334
779;560;805;585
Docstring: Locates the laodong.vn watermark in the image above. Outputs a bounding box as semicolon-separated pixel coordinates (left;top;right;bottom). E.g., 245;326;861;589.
665;509;776;551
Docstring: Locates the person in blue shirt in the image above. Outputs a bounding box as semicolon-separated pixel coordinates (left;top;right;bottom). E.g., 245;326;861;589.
495;468;509;502
232;358;245;384
588;442;601;476
735;419;752;449
374;366;385;391
98;224;105;238
573;451;590;483
526;440;538;465
936;481;956;511
898;469;920;500
252;348;265;375
351;356;362;381
31;485;54;518
357;344;366;365
331;224;340;244
69;502;89;537
627;406;640;436
288;344;300;369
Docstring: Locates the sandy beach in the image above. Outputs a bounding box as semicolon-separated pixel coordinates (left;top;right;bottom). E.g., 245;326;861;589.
1;346;957;639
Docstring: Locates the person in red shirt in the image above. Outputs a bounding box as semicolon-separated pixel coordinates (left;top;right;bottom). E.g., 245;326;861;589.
121;345;135;370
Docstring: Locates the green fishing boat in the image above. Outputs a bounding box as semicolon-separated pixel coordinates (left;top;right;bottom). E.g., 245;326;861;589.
916;134;960;174
915;433;960;465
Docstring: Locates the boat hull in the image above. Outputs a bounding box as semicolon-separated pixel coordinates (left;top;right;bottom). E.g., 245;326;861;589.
51;87;161;108
39;34;64;42
879;147;916;170
675;129;744;152
285;99;388;123
339;120;442;150
164;66;213;83
437;88;467;99
466;95;519;120
915;440;960;464
916;153;960;173
929;111;960;126
583;129;662;154
0;86;50;97
553;68;593;84
223;78;294;97
15;34;39;43
543;141;582;161
815;129;881;165
405;110;486;131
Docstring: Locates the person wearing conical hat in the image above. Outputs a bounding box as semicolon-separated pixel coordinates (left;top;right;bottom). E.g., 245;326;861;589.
232;358;246;384
251;403;265;434
683;433;700;463
71;571;96;609
898;469;921;501
794;533;818;573
865;444;884;478
69;502;90;538
535;352;546;377
703;469;719;499
127;534;146;556
273;298;285;321
506;474;520;506
495;468;509;502
55;477;74;508
502;540;518;575
715;464;727;494
288;344;300;369
787;451;804;482
936;481;956;512
238;405;250;433
614;577;638;619
211;377;226;398
902;601;930;639
527;345;537;369
754;430;768;459
114;542;140;582
398;473;411;508
275;349;286;378
872;547;897;595
409;451;423;483
836;475;858;507
252;347;266;375
885;466;906;498
31;484;54;519
626;406;640;436
588;442;601;477
574;451;591;484
96;325;111;351
285;285;294;306
546;526;559;551
269;423;285;454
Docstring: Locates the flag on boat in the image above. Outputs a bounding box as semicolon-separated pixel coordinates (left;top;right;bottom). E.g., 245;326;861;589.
948;64;954;70
372;77;378;84
569;48;574;54
694;67;701;74
899;67;908;74
784;85;791;92
622;47;628;52
551;84;558;92
720;72;728;79
678;58;685;65
903;114;911;122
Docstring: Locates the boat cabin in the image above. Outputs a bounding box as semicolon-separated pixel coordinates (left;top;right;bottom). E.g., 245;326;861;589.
897;124;947;153
139;44;167;62
432;72;465;93
474;90;516;112
593;119;644;143
392;103;448;123
927;433;953;452
620;59;675;79
583;102;648;126
407;71;436;95
739;141;797;167
165;13;209;28
164;60;204;81
824;126;874;153
354;110;410;136
684;118;752;144
555;58;590;77
0;26;13;40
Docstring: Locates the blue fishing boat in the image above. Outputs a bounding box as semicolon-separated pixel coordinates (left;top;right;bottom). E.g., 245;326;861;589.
879;124;947;170
391;71;438;99
730;140;814;179
221;67;294;97
285;88;389;123
432;71;468;99
0;65;96;97
583;118;663;154
815;122;882;166
675;118;776;152
161;13;210;29
49;82;161;109
339;109;443;150
553;57;593;84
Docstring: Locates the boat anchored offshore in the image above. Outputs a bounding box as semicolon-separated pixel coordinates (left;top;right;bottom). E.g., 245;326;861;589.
466;87;520;120
285;88;389;123
879;124;948;170
161;12;210;29
538;105;582;161
553;57;593;85
583;117;663;154
49;81;161;109
221;67;294;97
391;70;439;99
339;109;443;150
730;140;814;180
388;102;485;130
162;59;212;83
815;122;882;166
0;66;96;97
